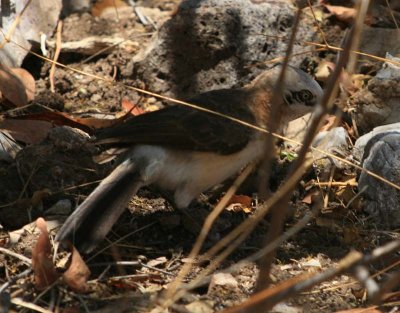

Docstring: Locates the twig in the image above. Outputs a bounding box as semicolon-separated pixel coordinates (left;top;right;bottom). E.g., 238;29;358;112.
304;41;400;67
307;0;329;46
385;0;399;29
0;0;32;48
315;181;358;186
0;269;32;293
50;21;63;93
0;247;31;265
257;6;301;199
11;297;53;313
87;221;157;262
372;270;400;304
89;260;175;277
254;6;305;297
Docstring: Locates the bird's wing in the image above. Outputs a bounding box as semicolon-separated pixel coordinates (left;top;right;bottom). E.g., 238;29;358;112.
95;89;256;155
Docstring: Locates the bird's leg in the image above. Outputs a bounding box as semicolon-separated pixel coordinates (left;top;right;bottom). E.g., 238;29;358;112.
149;186;205;233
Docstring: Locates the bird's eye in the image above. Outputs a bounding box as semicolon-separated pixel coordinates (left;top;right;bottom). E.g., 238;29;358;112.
296;89;314;103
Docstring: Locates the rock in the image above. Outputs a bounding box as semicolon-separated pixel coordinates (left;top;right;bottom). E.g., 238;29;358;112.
45;199;73;217
0;0;62;67
352;54;400;133
353;122;400;160
359;27;400;62
129;0;319;99
358;131;400;228
207;272;243;303
47;126;91;151
208;273;239;293
312;127;351;179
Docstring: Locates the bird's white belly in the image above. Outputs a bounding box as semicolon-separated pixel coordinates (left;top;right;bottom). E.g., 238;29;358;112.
130;136;266;208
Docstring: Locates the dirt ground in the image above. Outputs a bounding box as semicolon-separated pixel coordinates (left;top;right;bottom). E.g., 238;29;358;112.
0;0;399;312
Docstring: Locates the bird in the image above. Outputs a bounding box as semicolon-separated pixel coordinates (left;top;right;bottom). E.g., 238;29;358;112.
55;64;323;253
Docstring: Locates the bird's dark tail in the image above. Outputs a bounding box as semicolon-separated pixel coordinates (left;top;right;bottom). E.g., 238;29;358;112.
56;159;143;253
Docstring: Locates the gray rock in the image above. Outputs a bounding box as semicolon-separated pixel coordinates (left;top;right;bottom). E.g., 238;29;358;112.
129;0;318;98
312;127;351;179
358;132;400;228
354;122;400;161
353;54;400;133
45;199;72;217
359;28;400;61
0;0;62;67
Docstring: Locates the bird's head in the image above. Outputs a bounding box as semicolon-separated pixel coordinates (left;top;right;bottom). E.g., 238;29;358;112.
252;64;323;108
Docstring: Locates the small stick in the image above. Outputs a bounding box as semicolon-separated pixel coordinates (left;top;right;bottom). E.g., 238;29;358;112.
0;247;31;265
50;21;63;93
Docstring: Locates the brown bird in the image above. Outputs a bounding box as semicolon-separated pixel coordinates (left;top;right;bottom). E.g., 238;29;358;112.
56;64;323;253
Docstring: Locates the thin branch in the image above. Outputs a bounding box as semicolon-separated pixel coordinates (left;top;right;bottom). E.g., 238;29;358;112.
50;21;63;93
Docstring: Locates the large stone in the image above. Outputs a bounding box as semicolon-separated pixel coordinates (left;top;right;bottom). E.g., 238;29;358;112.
0;0;62;67
358;131;400;228
352;54;400;133
129;0;319;98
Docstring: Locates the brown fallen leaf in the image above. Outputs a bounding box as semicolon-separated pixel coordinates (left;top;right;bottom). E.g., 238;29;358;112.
324;4;356;24
302;188;320;205
11;68;35;102
319;115;337;132
32;218;60;290
92;0;128;17
335;178;357;204
62;243;91;293
315;60;335;83
121;98;145;116
0;119;53;144
11;111;93;134
225;194;253;213
0;65;35;107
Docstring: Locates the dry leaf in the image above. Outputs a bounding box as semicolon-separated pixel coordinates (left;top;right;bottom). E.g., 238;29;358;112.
0;65;29;107
0;119;53;144
315;60;335;82
320;115;337;132
32;218;60;290
92;0;128;17
121;98;145;116
324;4;356;24
225;195;253;213
335;178;357;205
302;189;320;205
62;244;91;293
340;69;361;95
147;257;168;267
13;111;93;134
11;68;35;102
